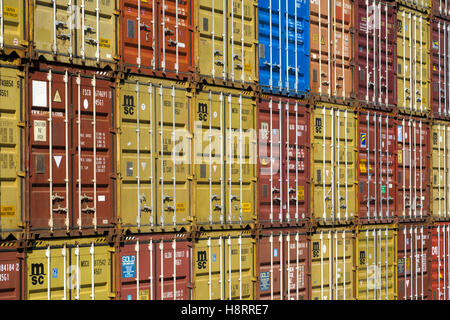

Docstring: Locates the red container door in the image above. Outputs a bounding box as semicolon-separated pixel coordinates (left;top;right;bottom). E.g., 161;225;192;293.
430;223;450;300
0;243;23;300
357;111;396;223
257;231;283;299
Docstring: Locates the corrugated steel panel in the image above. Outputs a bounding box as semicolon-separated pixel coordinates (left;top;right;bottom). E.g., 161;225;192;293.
310;227;354;300
193;85;256;229
354;0;397;109
396;5;430;116
0;64;25;239
256;228;309;300
192;230;255;300
309;0;354;100
431;122;450;220
0;240;24;300
311;102;357;225
117;76;192;233
397;0;431;13
431;0;450;19
258;95;310;227
357;110;396;224
0;0;28;55
115;233;191;300
25;237;114;300
258;0;310;96
430;222;450;300
355;224;397;300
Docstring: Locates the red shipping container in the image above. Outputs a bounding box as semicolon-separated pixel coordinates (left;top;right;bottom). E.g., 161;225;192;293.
354;0;397;109
115;233;191;300
357;110;396;223
431;0;450;20
398;223;430;300
27;64;116;237
120;0;194;79
430;222;450;300
256;228;309;300
395;116;430;222
257;96;310;228
0;241;24;300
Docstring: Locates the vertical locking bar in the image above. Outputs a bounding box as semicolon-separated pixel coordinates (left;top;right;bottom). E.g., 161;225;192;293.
160;242;164;300
81;0;86;60
173;240;176;300
322;107;326;221
228;236;232;300
62;244;67;300
220;93;224;225
159;85;164;228
161;0;166;71
345;110;348;220
52;0;57;54
211;0;215;77
48;70;53;231
239;95;243;224
175;0;179;74
228;94;232;224
64;71;69;231
149;83;154;227
95;0;99;62
77;75;82;230
239;235;242;300
286;102;290;222
46;245;51;300
92;75;97;230
279;101;282;223
75;245;80;300
90;242;95;300
136;240;140;300
208;237;212;299
137;0;141;67
367;113;370;220
149;240;153;300
279;233;283;300
209;91;213;225
172;86;176;227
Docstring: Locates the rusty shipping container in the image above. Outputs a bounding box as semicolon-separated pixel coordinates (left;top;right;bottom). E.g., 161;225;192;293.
397;5;430;116
120;0;194;80
430;222;450;300
256;228;309;300
193;85;257;230
192;230;255;300
357;110;396;224
0;240;24;300
0;0;28;56
27;64;116;237
354;0;397;109
117;75;192;234
398;223;429;300
395;116;430;222
194;0;258;89
29;0;119;69
257;95;310;228
311;102;357;225
0;62;26;240
25;236;114;300
355;225;397;300
309;0;353;100
310;227;354;300
115;233;191;300
430;17;450;120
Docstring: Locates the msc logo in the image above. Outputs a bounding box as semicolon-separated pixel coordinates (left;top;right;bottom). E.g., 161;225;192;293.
123;95;135;115
198;103;208;122
30;263;45;285
197;250;207;270
312;242;320;258
360;251;366;265
315;118;322;134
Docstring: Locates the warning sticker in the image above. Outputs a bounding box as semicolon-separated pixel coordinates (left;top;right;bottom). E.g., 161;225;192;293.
4;6;18;19
0;206;15;216
139;290;149;300
244;64;252;72
398;151;402;164
297;186;305;201
53;90;62;103
34;120;47;142
99;38;111;49
260;271;270;292
122;255;136;278
176;203;185;212
242;202;251;213
360;159;367;173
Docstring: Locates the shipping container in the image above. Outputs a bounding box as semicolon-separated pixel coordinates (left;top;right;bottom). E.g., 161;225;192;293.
0;0;28;56
256;228;309;300
431;122;450;220
0;63;25;240
192;230;255;299
430;17;450;120
355;224;397;300
396;5;430;116
119;0;194;80
117;75;192;233
397;0;431;13
29;0;119;69
398;223;429;300
194;0;258;89
310;227;354;300
27;64;116;237
357;110;396;224
395;116;430;222
115;233;191;300
311;102;357;225
193;85;257;230
257;95;310;227
430;222;450;300
25;237;114;300
258;0;310;97
309;0;353;100
0;240;24;300
354;0;397;109
431;0;450;19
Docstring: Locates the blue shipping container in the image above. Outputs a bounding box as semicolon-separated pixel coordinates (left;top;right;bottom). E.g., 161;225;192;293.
258;0;310;96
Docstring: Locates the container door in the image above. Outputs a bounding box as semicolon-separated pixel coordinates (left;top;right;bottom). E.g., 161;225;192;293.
283;232;308;300
1;0;25;50
257;233;282;299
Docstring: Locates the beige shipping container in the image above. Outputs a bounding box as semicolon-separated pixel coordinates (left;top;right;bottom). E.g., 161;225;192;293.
355;224;397;300
194;0;258;87
311;227;354;300
311;102;357;225
193;85;256;229
117;76;193;233
397;5;430;116
192;230;255;300
431;122;450;220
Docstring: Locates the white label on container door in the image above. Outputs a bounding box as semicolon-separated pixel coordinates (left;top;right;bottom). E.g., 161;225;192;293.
34;120;47;142
141;104;146;111
32;81;47;107
274;249;278;257
83;99;89;109
98;195;105;202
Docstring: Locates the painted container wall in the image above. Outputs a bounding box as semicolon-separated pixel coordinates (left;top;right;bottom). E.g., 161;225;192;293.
0;0;28;55
0;241;24;300
430;222;450;300
431;0;450;19
258;0;310;96
397;0;431;13
431;122;450;220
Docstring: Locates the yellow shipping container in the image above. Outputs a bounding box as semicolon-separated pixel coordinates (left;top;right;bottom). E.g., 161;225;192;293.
397;6;430;116
311;102;357;225
310;227;354;300
397;0;431;13
26;237;114;300
431;122;450;219
192;230;255;300
117;76;192;233
193;85;257;229
194;0;258;86
0;0;28;54
0;64;24;239
355;224;397;300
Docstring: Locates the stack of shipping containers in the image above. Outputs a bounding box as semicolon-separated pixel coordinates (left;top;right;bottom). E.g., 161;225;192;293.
0;0;449;300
